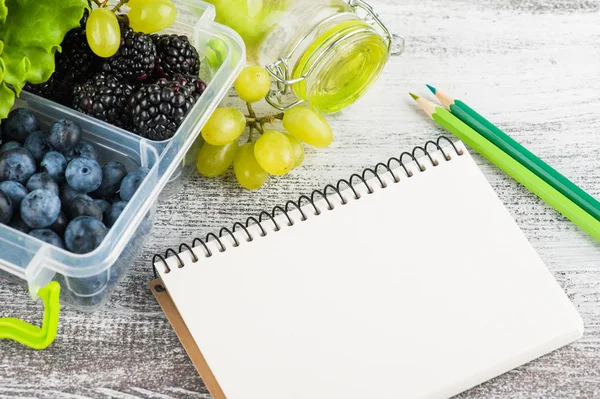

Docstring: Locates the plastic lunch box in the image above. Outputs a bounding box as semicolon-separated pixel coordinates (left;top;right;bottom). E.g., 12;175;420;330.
0;0;245;311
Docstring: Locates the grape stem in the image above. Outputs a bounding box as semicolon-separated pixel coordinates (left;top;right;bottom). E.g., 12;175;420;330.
246;102;256;119
91;0;103;7
112;0;129;12
245;102;284;138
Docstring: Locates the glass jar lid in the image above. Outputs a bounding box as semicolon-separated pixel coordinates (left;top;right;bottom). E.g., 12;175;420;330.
265;0;403;114
292;20;389;114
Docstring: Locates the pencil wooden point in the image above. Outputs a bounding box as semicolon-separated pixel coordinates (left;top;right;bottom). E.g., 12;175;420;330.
426;84;437;94
413;96;439;119
434;89;455;110
409;93;419;100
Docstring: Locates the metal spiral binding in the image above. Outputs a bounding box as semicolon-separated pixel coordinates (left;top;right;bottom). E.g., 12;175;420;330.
152;137;462;277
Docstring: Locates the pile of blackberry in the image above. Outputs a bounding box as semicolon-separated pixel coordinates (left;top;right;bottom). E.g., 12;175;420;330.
26;17;205;141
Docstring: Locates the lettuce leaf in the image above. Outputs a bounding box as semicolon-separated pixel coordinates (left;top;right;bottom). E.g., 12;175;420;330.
0;1;6;25
0;0;87;120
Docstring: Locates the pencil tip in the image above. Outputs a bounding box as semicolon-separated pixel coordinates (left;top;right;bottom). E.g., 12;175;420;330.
409;93;419;100
426;84;436;94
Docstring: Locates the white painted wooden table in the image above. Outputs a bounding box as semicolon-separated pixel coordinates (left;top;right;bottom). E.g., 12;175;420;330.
1;0;599;397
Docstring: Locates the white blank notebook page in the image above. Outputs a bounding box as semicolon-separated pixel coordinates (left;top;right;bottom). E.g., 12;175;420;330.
158;141;583;399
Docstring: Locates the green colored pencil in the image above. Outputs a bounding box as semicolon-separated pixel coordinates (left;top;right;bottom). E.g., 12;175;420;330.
410;93;600;242
426;84;600;223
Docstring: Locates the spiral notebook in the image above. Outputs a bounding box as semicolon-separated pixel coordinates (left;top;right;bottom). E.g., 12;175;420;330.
150;138;583;399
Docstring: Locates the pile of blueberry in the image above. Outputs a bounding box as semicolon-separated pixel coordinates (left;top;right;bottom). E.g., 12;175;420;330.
0;108;150;254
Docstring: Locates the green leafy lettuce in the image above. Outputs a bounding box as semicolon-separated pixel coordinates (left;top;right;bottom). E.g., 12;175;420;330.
0;0;87;119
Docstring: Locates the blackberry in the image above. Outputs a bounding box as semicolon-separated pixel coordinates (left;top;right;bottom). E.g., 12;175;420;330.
25;74;76;106
72;73;135;129
129;79;197;141
56;9;99;82
166;74;207;100
25;11;98;105
25;80;53;99
101;23;156;82
151;34;200;78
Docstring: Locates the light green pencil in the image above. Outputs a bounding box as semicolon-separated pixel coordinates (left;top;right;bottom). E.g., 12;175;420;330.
410;93;600;242
427;85;600;223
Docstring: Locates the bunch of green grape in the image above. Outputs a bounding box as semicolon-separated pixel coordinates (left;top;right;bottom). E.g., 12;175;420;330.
197;66;334;190
87;0;177;57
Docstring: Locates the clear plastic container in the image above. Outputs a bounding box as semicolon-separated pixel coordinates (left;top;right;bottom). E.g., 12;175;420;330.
0;0;245;311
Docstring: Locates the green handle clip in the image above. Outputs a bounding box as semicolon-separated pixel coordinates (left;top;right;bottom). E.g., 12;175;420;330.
0;281;60;350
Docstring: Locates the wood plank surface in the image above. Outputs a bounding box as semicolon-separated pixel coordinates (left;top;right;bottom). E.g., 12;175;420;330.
1;0;600;397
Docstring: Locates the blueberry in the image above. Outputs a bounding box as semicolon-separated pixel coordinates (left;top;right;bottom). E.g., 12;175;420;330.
92;162;127;199
65;157;103;193
106;200;128;227
48;119;82;152
0;181;28;212
23;131;51;163
27;173;60;196
0;190;12;224
120;167;149;201
40;151;67;183
20;189;61;229
64;216;108;254
10;214;31;234
2;108;40;142
68;195;103;221
0;148;37;184
29;229;65;249
0;141;22;154
94;199;111;221
50;211;68;236
106;192;122;204
60;183;84;206
63;141;99;163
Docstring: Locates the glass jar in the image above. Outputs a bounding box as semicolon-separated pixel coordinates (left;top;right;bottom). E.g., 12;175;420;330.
205;0;403;114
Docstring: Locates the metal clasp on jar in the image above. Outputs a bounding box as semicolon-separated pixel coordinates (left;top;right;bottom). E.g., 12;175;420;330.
264;0;405;111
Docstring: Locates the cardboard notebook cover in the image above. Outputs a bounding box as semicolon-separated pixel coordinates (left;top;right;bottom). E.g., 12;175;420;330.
150;278;226;399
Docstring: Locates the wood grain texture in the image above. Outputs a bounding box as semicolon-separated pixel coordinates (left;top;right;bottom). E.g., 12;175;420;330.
1;0;600;397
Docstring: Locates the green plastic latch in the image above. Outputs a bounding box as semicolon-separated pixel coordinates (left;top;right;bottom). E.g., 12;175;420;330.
0;281;60;350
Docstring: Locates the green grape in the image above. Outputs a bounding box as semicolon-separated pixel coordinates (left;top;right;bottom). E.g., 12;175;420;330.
203;0;290;60
254;131;295;176
86;8;121;58
282;106;334;148
196;141;238;178
128;0;177;34
285;133;305;169
202;108;247;146
234;66;272;103
206;38;229;69
234;143;268;190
